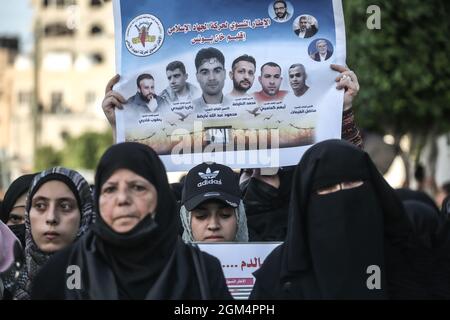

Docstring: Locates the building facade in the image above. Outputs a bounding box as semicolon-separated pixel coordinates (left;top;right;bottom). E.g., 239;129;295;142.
1;0;114;190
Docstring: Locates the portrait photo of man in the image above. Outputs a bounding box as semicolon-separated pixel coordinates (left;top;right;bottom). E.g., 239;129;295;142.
253;62;288;103
126;73;168;114
288;63;310;97
310;39;333;62
159;61;200;103
271;0;292;23
294;15;318;39
192;47;232;111
228;54;256;97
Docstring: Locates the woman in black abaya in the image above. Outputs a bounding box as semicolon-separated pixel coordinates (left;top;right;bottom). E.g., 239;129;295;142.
31;142;231;300
250;139;413;299
1;174;37;247
401;200;450;299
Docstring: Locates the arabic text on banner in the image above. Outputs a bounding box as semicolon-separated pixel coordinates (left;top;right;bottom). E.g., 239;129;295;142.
113;0;345;171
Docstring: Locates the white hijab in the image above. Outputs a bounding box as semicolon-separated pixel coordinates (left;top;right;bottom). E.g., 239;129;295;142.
180;201;249;243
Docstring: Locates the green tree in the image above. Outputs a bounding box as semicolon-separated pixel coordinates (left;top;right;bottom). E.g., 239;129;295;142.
344;0;450;184
34;129;113;171
34;146;62;171
61;130;113;170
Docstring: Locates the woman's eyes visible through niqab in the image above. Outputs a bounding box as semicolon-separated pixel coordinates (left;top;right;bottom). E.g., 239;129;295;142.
316;180;364;195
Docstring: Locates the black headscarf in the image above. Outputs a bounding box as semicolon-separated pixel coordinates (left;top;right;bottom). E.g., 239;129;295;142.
240;167;292;241
66;142;180;299
439;195;450;246
0;174;36;224
435;195;450;298
403;200;441;249
281;139;412;299
1;174;37;248
170;182;183;202
397;199;450;299
395;188;440;216
442;195;450;219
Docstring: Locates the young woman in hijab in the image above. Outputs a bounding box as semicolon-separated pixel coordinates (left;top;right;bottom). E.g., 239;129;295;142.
13;167;94;300
0;174;37;247
180;162;248;243
249;139;413;299
31;142;231;300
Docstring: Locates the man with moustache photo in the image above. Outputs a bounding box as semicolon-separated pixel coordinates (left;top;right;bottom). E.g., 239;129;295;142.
272;0;291;22
228;54;256;97
294;15;318;39
126;73;168;114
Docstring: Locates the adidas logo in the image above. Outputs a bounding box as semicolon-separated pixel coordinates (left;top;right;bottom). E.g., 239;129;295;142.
197;179;222;187
198;168;219;180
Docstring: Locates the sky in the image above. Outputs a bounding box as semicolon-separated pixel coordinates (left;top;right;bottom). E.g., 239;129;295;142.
0;0;34;52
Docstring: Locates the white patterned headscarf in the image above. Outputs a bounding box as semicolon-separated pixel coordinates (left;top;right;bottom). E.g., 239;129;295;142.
180;200;249;243
13;167;94;299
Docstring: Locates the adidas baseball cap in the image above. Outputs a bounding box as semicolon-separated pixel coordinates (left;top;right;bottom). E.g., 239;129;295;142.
181;162;241;211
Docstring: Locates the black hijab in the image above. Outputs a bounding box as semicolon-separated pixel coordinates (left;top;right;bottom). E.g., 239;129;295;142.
395;188;440;216
439;195;450;246
66;142;180;299
1;174;36;248
170;182;183;202
435;195;450;298
0;174;36;223
399;199;450;298
403;200;441;249
442;195;450;219
241;168;292;241
282;139;412;299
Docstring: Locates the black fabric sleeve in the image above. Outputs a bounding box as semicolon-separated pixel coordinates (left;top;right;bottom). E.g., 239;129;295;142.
201;252;233;300
30;248;71;300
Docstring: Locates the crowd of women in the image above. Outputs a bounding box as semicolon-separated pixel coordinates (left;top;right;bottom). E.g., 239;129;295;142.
1;138;449;300
1;66;449;300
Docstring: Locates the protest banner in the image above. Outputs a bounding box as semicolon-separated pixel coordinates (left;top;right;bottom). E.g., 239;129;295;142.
113;0;345;171
198;242;282;300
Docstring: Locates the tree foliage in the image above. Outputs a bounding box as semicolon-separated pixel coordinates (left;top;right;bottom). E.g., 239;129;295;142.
34;146;62;172
344;0;450;136
60;130;113;170
34;129;113;171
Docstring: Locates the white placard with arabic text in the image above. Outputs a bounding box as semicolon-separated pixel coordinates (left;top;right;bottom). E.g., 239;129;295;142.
197;242;282;300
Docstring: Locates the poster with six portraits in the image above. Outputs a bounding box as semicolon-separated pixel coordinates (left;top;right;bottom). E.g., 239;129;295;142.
113;0;346;171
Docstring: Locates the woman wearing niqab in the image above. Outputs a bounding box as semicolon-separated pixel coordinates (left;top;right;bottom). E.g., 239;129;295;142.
250;139;413;299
